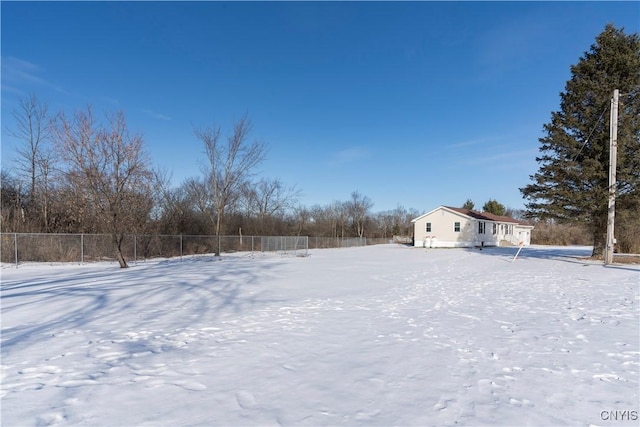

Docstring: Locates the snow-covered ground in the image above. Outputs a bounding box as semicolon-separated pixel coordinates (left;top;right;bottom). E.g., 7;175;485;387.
1;244;638;426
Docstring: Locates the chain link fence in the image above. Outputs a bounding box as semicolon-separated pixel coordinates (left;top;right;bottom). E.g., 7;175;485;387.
1;233;392;266
307;237;389;248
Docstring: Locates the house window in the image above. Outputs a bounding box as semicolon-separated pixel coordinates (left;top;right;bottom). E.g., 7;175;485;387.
454;222;460;232
478;222;485;234
426;222;431;232
493;223;497;235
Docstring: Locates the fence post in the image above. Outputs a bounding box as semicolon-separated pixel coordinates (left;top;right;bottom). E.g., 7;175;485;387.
134;235;137;265
180;234;183;261
14;233;18;268
81;234;84;264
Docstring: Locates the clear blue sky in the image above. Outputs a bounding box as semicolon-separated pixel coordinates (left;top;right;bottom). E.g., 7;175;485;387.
2;1;638;213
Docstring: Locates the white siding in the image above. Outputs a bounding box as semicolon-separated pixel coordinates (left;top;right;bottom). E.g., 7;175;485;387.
412;206;534;248
413;208;477;248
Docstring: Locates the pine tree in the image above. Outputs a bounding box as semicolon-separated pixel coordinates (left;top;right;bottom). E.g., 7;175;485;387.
462;199;475;210
520;24;640;256
483;199;506;216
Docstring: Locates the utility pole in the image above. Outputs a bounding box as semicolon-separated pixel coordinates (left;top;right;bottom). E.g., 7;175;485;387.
605;89;619;265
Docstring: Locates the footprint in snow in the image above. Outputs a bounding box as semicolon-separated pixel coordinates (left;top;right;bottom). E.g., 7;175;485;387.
171;380;207;391
236;390;257;409
18;365;62;378
433;401;448;411
36;411;66;426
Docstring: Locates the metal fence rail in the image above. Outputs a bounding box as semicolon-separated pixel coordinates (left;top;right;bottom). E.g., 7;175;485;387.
0;233;392;266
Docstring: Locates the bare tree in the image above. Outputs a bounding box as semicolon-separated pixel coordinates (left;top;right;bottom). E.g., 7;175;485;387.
195;114;267;255
346;191;374;238
8;94;56;229
242;178;299;234
291;204;311;236
151;170;190;234
327;201;349;239
308;204;326;236
374;210;395;238
393;205;419;237
55;107;154;268
0;170;26;232
184;177;216;232
147;177;209;235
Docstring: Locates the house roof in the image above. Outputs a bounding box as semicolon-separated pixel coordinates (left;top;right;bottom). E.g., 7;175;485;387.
444;206;533;226
412;205;532;227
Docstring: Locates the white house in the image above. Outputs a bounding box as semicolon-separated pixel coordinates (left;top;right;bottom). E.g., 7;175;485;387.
411;206;534;248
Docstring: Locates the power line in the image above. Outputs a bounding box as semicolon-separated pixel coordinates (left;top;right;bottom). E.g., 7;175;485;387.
571;103;609;163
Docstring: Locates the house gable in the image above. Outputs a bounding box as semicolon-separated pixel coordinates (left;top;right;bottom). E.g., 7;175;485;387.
411;206;477;224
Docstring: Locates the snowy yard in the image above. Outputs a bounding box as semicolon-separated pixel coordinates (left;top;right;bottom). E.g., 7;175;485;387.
1;244;638;426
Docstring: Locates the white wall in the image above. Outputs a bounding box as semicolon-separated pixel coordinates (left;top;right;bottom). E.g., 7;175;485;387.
413;207;533;248
413;208;476;248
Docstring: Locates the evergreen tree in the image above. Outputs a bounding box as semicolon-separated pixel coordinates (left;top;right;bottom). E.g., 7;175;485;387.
483;199;506;216
520;24;640;256
462;199;475;210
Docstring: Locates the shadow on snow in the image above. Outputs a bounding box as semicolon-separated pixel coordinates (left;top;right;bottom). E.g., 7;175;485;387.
462;245;639;272
0;255;285;355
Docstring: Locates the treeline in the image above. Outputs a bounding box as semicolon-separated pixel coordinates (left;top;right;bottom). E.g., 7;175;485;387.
0;166;418;239
0;97;419;266
0;167;418;237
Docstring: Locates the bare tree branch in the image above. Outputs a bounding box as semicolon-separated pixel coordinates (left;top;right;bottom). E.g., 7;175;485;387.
54;107;154;267
195;114;267;254
8;94;56;228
